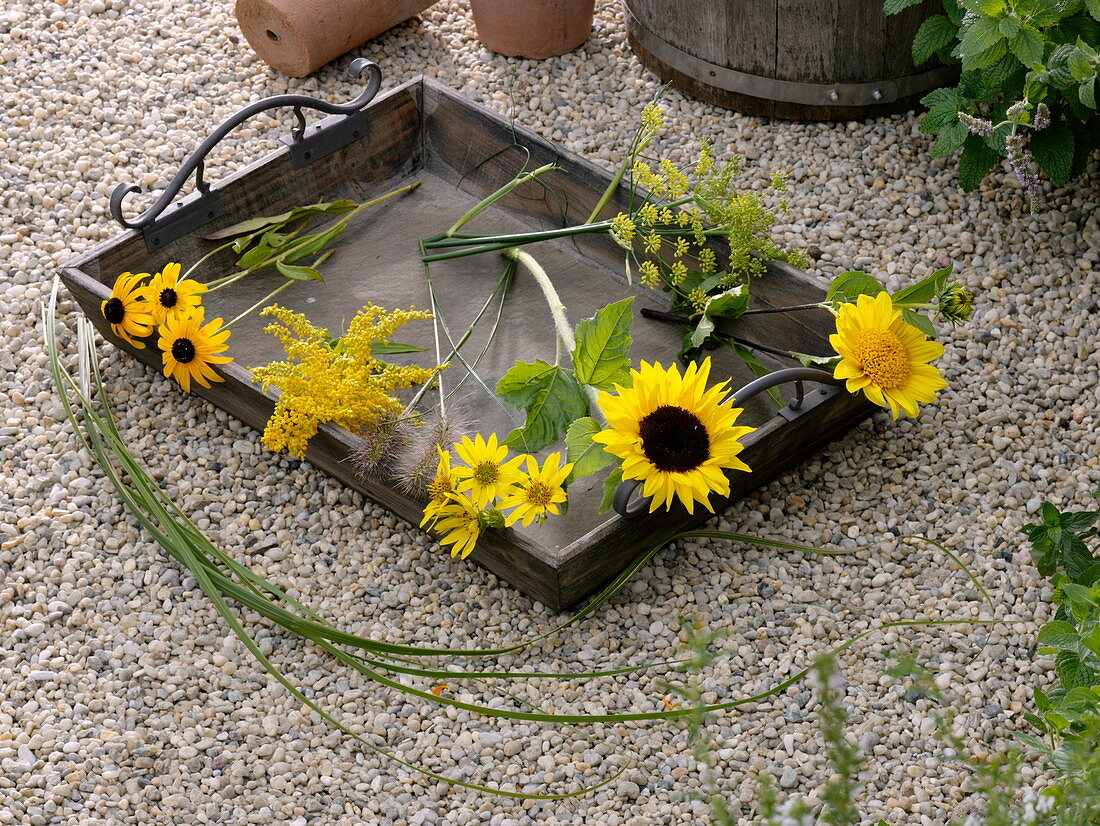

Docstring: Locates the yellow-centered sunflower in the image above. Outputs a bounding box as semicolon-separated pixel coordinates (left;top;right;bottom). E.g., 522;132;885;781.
452;433;524;508
101;271;153;348
593;358;755;515
829;291;947;420
432;492;481;559
499;452;573;527
420;446;462;529
147;262;207;326
158;309;233;392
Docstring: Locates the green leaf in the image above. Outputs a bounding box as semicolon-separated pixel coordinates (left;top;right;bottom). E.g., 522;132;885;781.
958;133;1000;191
913;16;959;65
1069;49;1095;82
705;284;751;319
202;200;358;240
1038;620;1084;652
689;315;717;350
236;242;275;270
1081;77;1098;108
1011;730;1052;752
883;0;923;15
958;17;1005;64
564;417;614;482
280;221;348;265
1088;0;1100;21
1056;650;1098;688
902;309;938;338
496;360;588;453
892;265;953;306
1010;26;1046;67
794;351;841;370
275;261;323;282
1031;123;1075;184
826;271;886;303
572;298;634;391
368;342;428;355
931;119;970;157
599;467;624;514
967;39;1010;71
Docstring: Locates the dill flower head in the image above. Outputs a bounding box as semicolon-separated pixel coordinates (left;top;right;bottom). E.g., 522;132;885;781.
829;291;948;420
430;491;482;559
639;260;661;288
610;213;637;248
451;433;524;509
252;304;440;459
157;308;232;392
101;271;153;348
593;358;755;515
640;100;664;133
499;452;572;527
147;262;206;327
937;283;975;325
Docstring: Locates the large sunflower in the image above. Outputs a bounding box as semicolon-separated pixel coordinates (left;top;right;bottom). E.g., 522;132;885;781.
147;262;207;326
593;358;755;515
101;271;153;348
829;291;947;420
157;309;233;392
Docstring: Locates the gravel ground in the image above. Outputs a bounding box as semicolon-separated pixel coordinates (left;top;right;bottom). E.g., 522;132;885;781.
3;1;1099;824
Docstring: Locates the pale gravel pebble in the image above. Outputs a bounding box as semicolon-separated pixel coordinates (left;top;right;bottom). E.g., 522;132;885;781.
1;0;1099;825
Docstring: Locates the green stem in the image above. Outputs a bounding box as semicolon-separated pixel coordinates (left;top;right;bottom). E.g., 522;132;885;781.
445;163;557;237
184;239;236;281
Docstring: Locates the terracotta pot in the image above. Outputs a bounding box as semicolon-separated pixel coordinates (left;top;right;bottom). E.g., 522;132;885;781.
470;0;596;59
236;0;437;77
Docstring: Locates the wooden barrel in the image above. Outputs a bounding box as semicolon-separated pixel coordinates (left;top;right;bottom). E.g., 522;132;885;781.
624;0;959;121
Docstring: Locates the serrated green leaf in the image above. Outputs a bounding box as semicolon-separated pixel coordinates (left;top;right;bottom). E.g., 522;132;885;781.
496;360;588;453
564;416;614;482
967;39;1010;71
920;104;962;134
1011;730;1051;752
999;17;1019;38
1038;620;1084;651
931;119;969;157
921;87;962;109
1069;49;1095;81
1081;77;1098;108
1088;0;1100;21
826;271;887;303
572;298;634;391
1056;649;1098;688
1010;26;1046;67
958;133;1000;191
599;467;624;515
275;260;323;282
1031;123;1075;183
958;17;1005;64
902;309;938;338
883;0;923;15
913;16;958;65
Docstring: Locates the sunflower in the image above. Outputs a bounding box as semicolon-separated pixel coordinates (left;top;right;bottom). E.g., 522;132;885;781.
147;262;207;326
593;358;755;515
420;446;462;529
499;452;573;527
829;291;947;420
101;271;153;348
157;308;233;392
431;492;482;559
452;433;524;508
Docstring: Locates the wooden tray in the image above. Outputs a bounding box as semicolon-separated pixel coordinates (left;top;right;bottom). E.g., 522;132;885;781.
61;75;873;610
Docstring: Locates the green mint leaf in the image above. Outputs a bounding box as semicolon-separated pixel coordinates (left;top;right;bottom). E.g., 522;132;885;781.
496;360;588;453
958;17;1004;65
883;0;923;15
564;416;614;482
958;134;1000;192
931;119;970;157
572;297;634;391
1069;49;1095;82
1010;26;1045;67
1081;77;1098;109
1088;0;1100;21
1030;123;1075;184
913;15;958;65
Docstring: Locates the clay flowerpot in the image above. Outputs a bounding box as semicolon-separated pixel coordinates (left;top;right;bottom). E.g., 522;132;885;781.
470;0;596;59
236;0;437;77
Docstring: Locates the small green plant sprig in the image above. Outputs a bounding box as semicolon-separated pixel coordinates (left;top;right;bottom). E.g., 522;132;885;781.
886;0;1100;208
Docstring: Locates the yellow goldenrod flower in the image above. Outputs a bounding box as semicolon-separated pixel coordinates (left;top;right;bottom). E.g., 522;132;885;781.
157;307;232;392
593;358;755;515
829;291;948;420
499;452;572;527
431;492;482;559
420;446;462;529
101;271;153;348
147;262;207;327
452;433;524;508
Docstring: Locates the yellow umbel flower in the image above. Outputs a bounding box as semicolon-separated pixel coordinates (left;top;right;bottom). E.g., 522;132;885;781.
688;287;709;312
610;213;637;248
640;101;664;133
431;492;482;559
593;358;755;515
698;247;718;274
669;261;688;285
639;260;661;288
147;262;207;327
157;307;232;392
500;452;572;527
637;202;660;226
420;446;461;529
829;291;947;420
452;433;524;508
252;304;439;459
101;271;153;348
642;232;663;255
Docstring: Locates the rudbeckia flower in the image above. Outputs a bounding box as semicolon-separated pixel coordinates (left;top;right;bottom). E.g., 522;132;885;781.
451;433;524;509
101;271;153;348
157;308;232;392
147;262;207;327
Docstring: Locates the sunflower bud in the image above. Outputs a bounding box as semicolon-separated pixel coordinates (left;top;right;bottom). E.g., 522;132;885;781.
480;508;506;529
938;283;974;325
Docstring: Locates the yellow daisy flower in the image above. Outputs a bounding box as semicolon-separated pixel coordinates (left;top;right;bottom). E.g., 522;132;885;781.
432;492;482;559
101;271;153;348
500;452;573;527
452;433;524;508
157;308;233;392
147;262;207;326
420;446;462;529
593;358;755;515
829;291;948;420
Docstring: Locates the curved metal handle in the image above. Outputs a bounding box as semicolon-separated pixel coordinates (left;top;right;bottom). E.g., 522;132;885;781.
109;59;383;231
611;366;843;518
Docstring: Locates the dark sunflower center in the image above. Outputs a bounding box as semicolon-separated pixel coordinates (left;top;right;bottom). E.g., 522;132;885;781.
103;297;126;324
638;405;710;473
158;288;178;308
171;337;197;364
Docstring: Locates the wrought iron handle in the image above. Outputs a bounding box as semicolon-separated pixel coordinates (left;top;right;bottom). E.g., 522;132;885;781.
611;367;844;518
109;58;383;231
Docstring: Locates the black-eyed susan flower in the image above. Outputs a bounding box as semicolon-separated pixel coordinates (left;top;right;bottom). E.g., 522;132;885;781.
157;308;232;393
499;452;572;527
829;291;947;420
452;433;524;509
101;271;153;348
593;358;755;515
420;447;462;529
147;262;207;327
431;492;482;559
